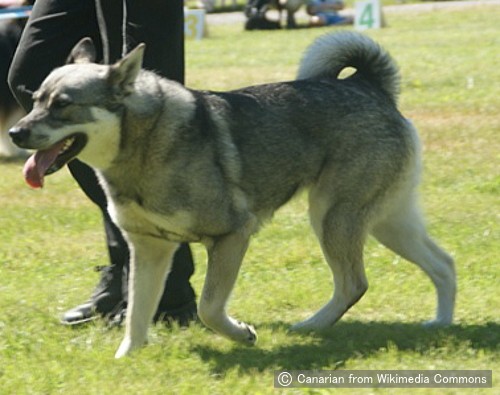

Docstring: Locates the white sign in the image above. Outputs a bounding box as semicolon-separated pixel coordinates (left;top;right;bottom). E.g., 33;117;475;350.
184;9;206;40
354;0;382;31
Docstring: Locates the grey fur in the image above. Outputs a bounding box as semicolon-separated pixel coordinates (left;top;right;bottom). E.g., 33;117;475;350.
10;32;455;358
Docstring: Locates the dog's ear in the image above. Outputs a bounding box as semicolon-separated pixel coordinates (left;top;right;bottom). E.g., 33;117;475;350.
107;43;145;97
67;38;96;64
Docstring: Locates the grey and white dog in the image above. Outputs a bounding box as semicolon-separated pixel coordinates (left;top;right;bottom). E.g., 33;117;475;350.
10;31;456;358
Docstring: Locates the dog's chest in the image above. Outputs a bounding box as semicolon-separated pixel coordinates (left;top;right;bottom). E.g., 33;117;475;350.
109;199;201;243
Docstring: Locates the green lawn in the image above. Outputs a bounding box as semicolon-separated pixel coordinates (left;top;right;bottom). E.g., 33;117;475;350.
1;4;498;394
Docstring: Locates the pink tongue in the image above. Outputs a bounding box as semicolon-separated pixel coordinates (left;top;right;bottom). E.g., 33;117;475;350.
23;140;67;189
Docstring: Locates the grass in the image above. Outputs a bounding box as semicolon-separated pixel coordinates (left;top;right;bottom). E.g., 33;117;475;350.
1;4;499;394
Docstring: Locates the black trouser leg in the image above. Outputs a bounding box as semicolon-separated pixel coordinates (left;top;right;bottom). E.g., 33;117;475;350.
9;0;196;321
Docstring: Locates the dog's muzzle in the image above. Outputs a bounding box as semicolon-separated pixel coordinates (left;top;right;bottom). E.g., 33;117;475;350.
9;126;31;148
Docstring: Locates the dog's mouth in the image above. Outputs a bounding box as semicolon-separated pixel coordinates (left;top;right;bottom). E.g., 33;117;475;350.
23;133;87;188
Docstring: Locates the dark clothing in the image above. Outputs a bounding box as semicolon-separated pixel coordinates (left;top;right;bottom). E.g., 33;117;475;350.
8;0;195;316
9;0;185;108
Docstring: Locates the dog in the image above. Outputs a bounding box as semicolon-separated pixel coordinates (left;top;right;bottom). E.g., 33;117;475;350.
10;31;456;358
0;12;27;158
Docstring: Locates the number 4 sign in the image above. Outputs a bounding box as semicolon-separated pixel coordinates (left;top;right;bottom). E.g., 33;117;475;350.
355;0;383;30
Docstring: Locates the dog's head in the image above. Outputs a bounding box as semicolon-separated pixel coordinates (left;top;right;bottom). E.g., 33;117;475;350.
9;38;145;188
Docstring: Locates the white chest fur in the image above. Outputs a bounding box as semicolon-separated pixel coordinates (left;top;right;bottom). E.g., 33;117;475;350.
108;199;201;242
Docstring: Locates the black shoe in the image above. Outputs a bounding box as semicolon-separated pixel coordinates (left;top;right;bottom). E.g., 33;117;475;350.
60;302;96;326
154;300;198;327
61;299;126;326
60;265;124;326
61;264;197;327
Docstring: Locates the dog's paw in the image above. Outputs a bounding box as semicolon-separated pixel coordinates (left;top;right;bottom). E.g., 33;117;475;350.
289;321;316;333
422;318;452;328
114;336;147;359
115;338;132;359
290;315;332;333
236;320;258;345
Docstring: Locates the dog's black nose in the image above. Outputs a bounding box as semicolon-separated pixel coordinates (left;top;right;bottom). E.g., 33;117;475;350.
9;126;31;146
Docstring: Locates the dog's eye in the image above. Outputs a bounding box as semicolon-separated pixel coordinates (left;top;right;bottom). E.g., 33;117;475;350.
51;96;73;109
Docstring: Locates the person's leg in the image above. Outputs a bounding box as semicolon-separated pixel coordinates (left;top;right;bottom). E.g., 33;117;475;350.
8;0;131;325
245;0;271;16
125;0;197;323
154;243;196;325
8;0;99;111
62;1;196;325
62;159;128;324
126;0;184;82
9;0;196;326
243;0;281;31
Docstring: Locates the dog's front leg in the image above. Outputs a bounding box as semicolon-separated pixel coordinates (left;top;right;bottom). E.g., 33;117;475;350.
115;234;179;358
199;220;257;345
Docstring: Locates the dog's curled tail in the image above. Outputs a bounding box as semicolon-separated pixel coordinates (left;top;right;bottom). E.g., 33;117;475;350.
297;31;400;104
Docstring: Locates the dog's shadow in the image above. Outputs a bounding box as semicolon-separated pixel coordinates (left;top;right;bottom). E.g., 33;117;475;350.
191;320;499;373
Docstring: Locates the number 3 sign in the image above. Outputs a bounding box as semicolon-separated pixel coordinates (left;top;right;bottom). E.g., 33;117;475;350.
355;0;382;30
185;9;206;40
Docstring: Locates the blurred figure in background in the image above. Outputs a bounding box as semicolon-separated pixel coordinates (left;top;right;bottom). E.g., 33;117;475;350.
307;0;353;26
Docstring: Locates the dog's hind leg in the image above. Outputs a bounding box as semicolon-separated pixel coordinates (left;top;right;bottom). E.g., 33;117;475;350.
291;194;369;332
115;235;179;358
371;192;455;326
198;219;258;345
